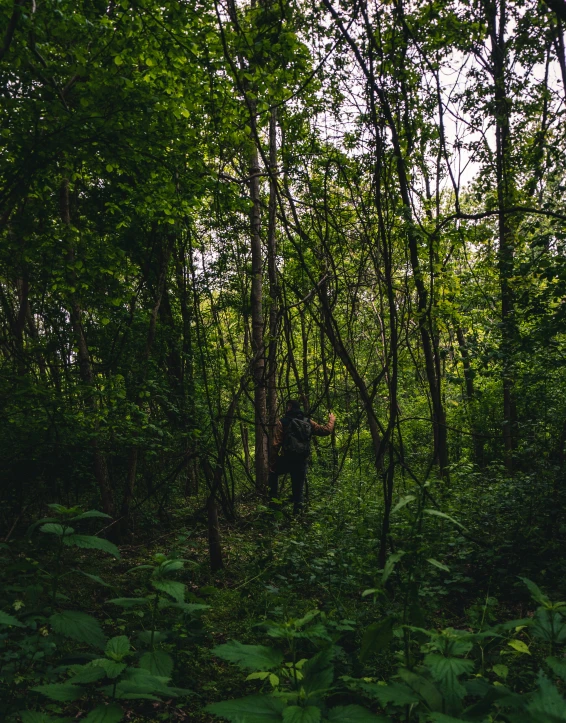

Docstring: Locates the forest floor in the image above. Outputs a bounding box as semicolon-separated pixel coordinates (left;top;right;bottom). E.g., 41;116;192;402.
69;481;544;723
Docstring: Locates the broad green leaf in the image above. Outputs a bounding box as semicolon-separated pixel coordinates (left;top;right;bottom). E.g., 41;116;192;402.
26;517;58;538
0;610;25;627
382;552;405;585
31;683;84;701
62;534;120;559
532;608;566;644
424;654;474;704
507;639;530;654
107;598;151;608
40;523;73;536
92;658;127;678
205;695;286;722
157;560;184;575
282;705;321;723
428;715;469;723
213;641;283;670
546;656;566;680
492;664;509;680
328;705;390;722
83;704;124;723
391;495;416;515
527;672;566;720
49;611;106;649
70;511;112;522
398;668;443;712
67;665;106;684
423;509;468;532
139;650;174;677
360;617;394;662
427;558;450;572
152;579;185;602
519;577;549;606
352;680;419;706
106;635;130;659
299;646;334;697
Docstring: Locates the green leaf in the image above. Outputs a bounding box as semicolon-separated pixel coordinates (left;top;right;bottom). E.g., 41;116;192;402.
423;509;468;531
382;552;405;585
152;579;185;602
360;617;394;662
67;665;106;684
31;683;84;702
546;656;566;680
282;705;321;723
391;495;416;515
213;641;284;670
519;576;549;606
83;704;124;723
424;654;474;703
139;650;174;677
428;715;469;723
398;668;443;712
508;639;530;654
106;635;130;659
328;705;390;722
352;680;419;706
0;610;25;627
70;510;112;522
492;664;509;680
302;647;334;697
62;534;120;559
107;597;151;608
157;559;184;575
527;672;566;720
205;695;286;722
49;611;106;649
75;570;113;588
40;523;74;536
92;658;127;678
427;558;450;573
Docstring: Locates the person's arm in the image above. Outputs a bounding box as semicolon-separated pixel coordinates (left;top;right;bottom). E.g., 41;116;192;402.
310;412;336;437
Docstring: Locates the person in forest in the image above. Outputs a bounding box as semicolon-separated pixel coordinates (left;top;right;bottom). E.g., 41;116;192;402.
269;400;336;515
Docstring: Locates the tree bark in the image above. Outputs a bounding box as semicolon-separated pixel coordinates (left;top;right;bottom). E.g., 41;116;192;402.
487;0;517;471
60;178;114;516
266;107;279;448
249;126;268;492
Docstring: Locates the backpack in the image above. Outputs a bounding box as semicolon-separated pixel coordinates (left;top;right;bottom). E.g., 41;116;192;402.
282;415;312;459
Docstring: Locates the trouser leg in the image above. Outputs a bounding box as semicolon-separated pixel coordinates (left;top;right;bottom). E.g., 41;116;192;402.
290;461;308;515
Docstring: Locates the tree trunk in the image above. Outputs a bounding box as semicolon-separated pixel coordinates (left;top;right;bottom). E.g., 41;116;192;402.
119;240;171;538
266;107;279;448
249;129;268;492
60;178;114;516
488;0;517;471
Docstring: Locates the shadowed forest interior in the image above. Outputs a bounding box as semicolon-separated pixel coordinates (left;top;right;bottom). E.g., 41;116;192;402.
2;0;566;721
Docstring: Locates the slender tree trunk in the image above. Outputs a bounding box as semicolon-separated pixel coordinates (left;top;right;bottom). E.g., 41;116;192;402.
249;130;268;492
456;326;484;466
488;0;516;471
60;178;114;516
266;107;279;448
119;241;171;538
